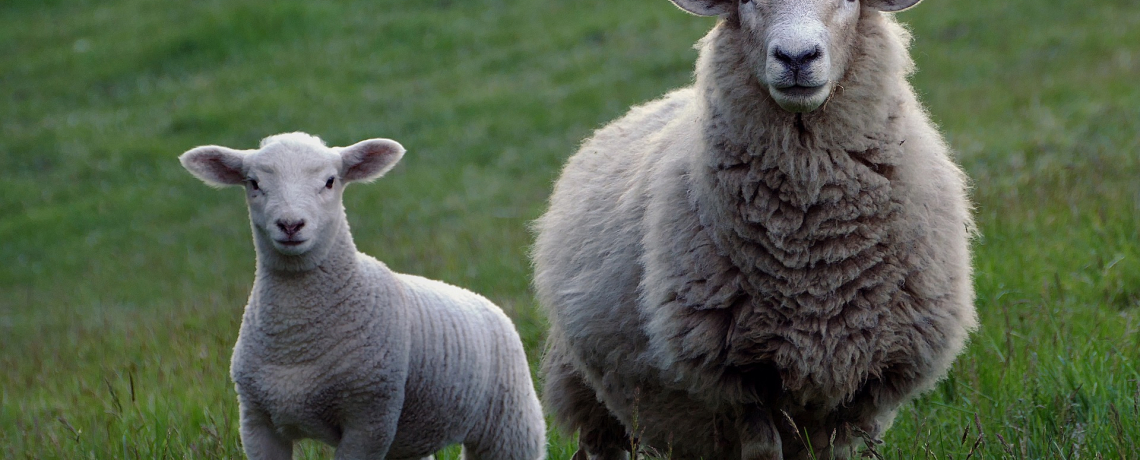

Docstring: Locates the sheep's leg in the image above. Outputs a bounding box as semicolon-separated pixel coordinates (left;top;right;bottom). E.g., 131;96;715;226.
543;338;629;460
238;403;293;460
738;405;782;460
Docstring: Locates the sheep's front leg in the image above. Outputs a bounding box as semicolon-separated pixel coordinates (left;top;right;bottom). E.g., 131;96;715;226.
738;405;782;460
239;403;293;460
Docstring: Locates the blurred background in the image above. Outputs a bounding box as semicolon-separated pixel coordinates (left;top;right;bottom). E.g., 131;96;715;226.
1;0;1137;458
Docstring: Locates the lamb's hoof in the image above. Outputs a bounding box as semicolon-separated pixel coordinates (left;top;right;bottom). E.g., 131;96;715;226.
572;449;589;460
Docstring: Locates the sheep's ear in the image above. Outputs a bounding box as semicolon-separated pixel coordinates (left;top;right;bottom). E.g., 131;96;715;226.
668;0;734;17
339;138;405;183
864;0;922;12
179;146;248;187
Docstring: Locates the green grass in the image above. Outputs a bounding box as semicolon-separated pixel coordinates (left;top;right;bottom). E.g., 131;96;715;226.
1;0;1137;458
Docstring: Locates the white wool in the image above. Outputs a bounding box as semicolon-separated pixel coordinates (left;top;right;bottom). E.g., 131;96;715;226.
181;133;545;460
533;2;975;459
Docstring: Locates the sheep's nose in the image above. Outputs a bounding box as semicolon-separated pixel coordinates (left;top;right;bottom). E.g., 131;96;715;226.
276;219;305;236
772;45;823;74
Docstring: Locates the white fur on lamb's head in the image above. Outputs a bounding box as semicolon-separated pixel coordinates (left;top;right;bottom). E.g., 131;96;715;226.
180;133;404;262
668;0;922;113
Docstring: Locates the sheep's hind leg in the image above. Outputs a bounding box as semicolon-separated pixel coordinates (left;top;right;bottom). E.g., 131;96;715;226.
738;405;782;460
543;339;629;460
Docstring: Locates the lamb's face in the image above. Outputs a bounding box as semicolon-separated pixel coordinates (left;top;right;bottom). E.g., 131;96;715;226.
242;144;344;257
180;133;405;267
669;0;922;113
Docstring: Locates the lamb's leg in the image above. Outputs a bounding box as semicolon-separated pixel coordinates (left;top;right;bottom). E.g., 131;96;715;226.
459;391;545;460
238;403;292;460
737;405;782;460
332;390;404;460
333;424;397;460
543;338;629;460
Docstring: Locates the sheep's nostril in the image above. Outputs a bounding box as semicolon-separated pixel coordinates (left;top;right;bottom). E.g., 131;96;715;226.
803;46;822;63
276;219;305;236
773;48;793;65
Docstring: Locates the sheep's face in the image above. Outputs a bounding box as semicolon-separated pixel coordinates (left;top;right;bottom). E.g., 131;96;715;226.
669;0;922;113
180;134;405;266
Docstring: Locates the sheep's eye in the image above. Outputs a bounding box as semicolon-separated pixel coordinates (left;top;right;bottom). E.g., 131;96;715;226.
741;0;751;4
248;179;259;191
325;177;335;189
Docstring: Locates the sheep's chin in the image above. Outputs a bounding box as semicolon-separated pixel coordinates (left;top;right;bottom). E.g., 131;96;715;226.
769;84;831;113
272;239;313;256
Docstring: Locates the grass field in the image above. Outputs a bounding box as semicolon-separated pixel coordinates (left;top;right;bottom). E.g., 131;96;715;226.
1;0;1138;458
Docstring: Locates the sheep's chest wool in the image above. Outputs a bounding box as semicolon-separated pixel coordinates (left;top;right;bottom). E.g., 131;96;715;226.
648;126;933;407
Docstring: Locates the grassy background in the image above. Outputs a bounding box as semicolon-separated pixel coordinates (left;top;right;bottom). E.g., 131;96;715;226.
1;0;1137;458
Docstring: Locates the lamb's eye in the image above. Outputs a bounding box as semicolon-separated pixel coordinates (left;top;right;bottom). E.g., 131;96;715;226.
325;177;335;189
741;0;752;4
248;179;259;191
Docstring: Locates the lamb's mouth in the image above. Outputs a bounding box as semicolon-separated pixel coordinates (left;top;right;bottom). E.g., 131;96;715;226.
276;239;307;246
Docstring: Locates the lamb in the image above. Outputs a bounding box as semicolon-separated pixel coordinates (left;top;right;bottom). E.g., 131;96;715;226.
532;0;976;458
180;132;545;460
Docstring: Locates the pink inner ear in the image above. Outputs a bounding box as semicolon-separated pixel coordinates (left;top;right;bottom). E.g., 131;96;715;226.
201;155;245;184
181;147;246;185
342;139;404;182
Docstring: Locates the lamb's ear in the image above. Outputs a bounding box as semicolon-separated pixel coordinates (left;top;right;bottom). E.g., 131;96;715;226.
668;0;735;17
339;138;405;183
864;0;923;12
179;146;248;187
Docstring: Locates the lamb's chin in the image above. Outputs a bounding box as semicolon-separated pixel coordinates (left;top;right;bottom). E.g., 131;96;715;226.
272;240;312;256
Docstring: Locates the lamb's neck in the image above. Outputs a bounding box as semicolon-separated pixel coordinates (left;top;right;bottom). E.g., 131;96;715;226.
251;222;364;317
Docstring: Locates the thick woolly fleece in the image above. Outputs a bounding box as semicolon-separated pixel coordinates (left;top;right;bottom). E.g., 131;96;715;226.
185;134;545;460
533;10;975;460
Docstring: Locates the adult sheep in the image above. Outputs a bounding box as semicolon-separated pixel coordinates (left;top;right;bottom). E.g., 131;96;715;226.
180;133;545;460
532;0;976;458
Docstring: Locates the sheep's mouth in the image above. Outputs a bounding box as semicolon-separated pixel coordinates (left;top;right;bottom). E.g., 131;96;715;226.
774;85;825;97
276;239;307;246
769;84;830;113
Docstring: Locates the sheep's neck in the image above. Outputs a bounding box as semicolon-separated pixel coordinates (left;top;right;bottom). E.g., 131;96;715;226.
694;15;909;170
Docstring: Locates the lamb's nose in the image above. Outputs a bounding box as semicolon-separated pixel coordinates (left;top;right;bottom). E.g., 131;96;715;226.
773;45;823;74
276;219;305;236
